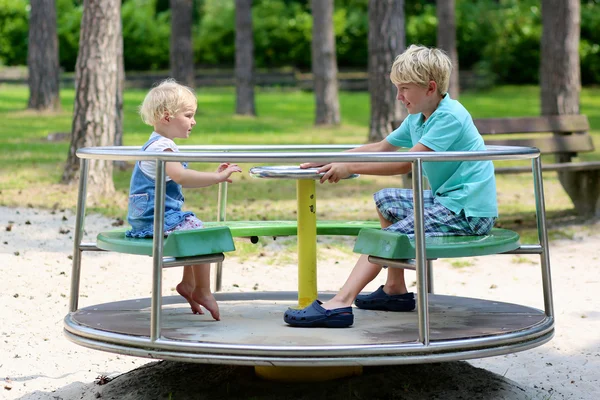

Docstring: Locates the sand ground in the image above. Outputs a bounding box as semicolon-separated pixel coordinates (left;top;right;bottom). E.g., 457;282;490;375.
1;206;599;399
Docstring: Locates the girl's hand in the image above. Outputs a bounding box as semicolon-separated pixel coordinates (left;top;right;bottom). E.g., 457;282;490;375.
216;163;242;183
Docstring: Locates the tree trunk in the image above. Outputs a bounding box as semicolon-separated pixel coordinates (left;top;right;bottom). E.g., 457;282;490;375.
235;0;256;116
540;0;588;214
368;0;405;142
114;16;127;170
170;0;195;88
62;0;120;198
311;0;340;126
115;16;124;147
436;0;459;98
27;0;60;111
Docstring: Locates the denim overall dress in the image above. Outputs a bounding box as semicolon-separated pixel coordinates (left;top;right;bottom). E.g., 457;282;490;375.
126;136;194;238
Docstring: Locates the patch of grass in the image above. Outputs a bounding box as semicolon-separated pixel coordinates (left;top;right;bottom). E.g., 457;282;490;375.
449;259;475;269
511;256;538;265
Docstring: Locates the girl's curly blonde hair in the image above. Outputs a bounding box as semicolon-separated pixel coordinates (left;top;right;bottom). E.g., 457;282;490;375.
139;78;197;126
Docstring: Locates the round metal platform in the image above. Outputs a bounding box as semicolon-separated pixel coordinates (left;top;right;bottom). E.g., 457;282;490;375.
64;292;554;367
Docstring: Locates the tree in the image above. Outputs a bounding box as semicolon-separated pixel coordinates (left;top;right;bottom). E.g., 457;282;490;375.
235;0;256;116
114;16;126;169
170;0;195;87
62;0;121;197
540;0;596;215
27;0;60;111
310;0;340;125
436;0;459;98
367;0;405;142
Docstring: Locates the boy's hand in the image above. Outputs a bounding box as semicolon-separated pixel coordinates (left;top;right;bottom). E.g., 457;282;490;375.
318;163;351;184
300;162;325;169
216;163;242;183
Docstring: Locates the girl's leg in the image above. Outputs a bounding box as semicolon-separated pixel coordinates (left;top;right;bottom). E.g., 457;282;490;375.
190;263;220;321
176;266;204;315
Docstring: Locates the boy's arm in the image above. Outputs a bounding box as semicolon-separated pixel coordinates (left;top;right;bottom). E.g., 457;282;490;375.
317;141;432;183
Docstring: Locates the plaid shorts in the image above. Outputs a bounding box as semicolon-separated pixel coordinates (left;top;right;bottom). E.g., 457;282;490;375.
165;215;204;235
374;188;495;238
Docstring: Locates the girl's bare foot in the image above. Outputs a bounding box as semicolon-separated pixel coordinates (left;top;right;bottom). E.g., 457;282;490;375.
192;288;220;321
176;282;204;315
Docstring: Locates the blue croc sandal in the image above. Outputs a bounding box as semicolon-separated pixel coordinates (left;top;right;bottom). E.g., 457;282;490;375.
283;300;353;328
354;286;415;312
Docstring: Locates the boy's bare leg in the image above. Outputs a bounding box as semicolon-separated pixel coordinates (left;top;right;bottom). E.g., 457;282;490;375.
376;209;410;296
176;266;204;315
320;208;410;310
191;263;220;321
321;255;383;309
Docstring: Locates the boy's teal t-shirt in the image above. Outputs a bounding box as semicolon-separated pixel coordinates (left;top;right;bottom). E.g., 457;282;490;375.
386;94;498;218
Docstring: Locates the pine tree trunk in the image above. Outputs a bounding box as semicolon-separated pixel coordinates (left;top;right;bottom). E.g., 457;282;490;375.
368;0;405;142
115;16;124;147
27;0;61;111
62;0;120;198
311;0;340;126
170;0;195;87
436;0;459;98
235;0;256;116
540;0;590;214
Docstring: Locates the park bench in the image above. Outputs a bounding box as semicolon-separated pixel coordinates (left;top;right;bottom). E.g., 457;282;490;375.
473;114;600;217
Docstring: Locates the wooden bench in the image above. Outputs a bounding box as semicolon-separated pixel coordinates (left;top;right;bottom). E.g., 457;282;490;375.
473;115;600;217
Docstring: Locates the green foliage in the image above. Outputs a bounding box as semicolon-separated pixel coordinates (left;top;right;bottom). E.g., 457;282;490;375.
581;0;600;85
121;0;171;71
406;3;437;48
0;0;28;66
56;0;83;72
480;0;542;84
194;0;236;66
251;0;312;68
2;0;600;84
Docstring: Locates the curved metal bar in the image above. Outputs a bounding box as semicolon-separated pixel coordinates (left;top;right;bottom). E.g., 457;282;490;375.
64;328;554;367
76;145;540;164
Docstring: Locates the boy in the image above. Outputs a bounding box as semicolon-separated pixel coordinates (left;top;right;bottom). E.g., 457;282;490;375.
284;45;497;328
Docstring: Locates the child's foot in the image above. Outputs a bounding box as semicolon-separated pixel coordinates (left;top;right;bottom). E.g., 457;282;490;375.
320;299;352;310
192;288;221;321
176;282;204;315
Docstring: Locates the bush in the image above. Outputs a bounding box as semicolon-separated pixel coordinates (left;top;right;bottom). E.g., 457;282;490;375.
0;0;28;67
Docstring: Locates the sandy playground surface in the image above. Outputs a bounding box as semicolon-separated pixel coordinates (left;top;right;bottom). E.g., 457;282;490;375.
0;205;599;399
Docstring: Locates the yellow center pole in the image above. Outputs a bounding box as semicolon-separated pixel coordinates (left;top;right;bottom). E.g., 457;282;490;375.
254;178;363;382
296;179;317;308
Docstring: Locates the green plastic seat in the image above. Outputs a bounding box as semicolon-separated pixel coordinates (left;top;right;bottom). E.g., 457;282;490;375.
96;227;235;257
353;228;520;259
203;220;381;238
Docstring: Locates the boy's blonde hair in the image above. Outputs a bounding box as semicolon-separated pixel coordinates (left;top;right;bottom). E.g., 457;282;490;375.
390;45;452;96
139;78;197;126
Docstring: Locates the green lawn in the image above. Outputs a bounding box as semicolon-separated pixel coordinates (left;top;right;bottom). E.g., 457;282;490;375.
1;83;598;238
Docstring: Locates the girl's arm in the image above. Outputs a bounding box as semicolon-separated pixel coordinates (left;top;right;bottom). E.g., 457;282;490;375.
165;151;242;188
